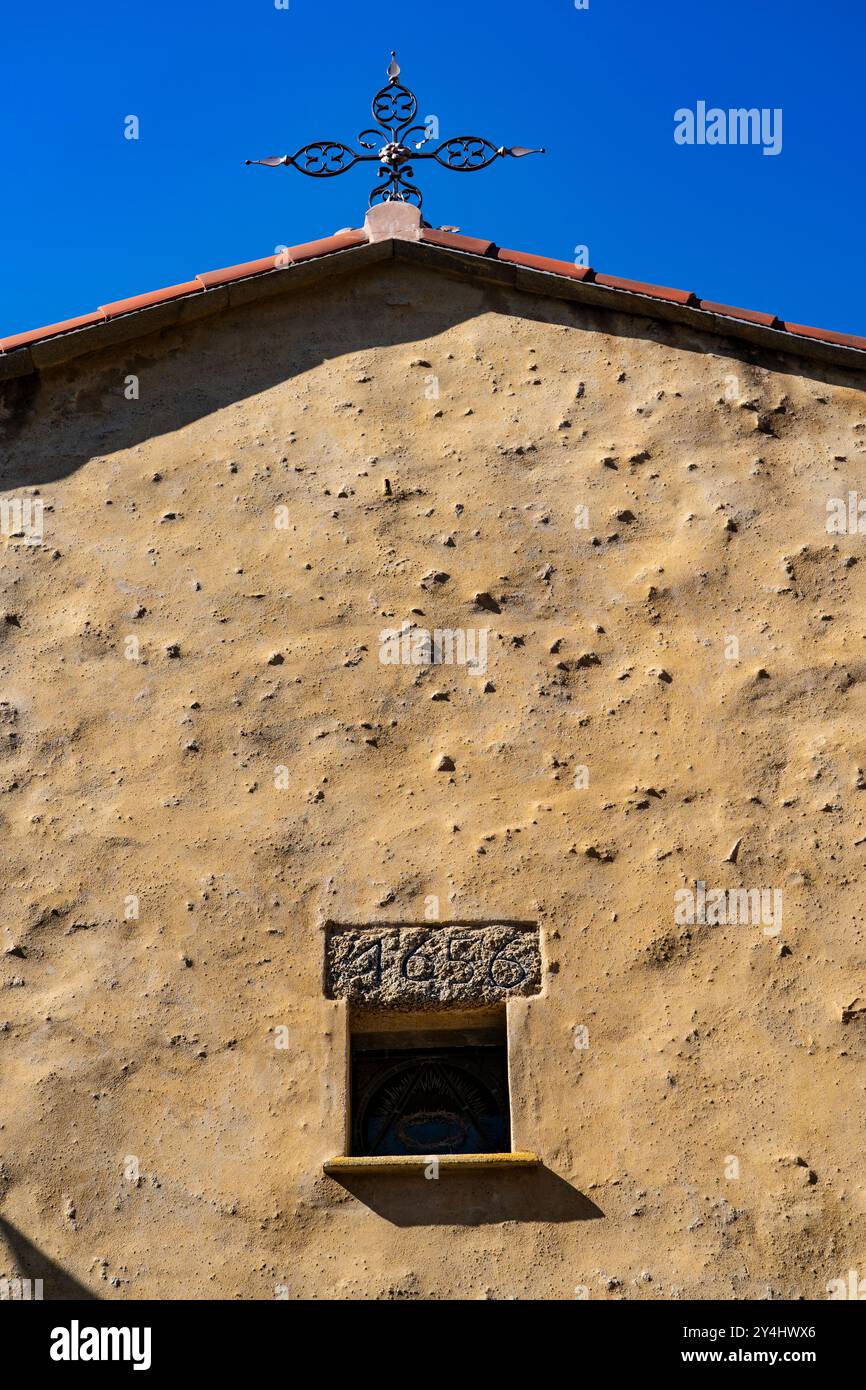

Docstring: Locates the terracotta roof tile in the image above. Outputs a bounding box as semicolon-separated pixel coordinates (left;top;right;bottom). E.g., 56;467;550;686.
196;255;287;290
782;321;866;352
497;248;593;280
1;222;863;365
699;300;780;329
421;229;497;256
196;231;367;289
99;281;203;319
0;311;107;353
594;272;697;306
278;228;367;262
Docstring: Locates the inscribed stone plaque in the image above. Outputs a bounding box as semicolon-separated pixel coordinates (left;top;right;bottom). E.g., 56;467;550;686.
325;921;542;1008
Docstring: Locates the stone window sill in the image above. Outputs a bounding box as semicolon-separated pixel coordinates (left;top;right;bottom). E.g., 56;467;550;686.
323;1152;539;1175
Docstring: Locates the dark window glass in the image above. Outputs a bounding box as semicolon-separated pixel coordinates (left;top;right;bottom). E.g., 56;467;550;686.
352;1045;510;1157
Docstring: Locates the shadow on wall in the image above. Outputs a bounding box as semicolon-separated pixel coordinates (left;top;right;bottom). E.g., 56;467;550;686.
1;258;861;488
327;1164;603;1226
0;1215;98;1300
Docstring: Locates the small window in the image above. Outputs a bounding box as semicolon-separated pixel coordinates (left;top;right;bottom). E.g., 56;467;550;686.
350;1013;510;1158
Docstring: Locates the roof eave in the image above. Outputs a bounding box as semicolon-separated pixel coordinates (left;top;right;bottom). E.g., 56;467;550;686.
0;240;387;379
2;226;865;381
394;239;866;376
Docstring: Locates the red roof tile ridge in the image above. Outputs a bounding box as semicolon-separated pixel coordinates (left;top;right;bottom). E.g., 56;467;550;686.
420;228;498;256
0;228;367;355
1;311;110;354
492;243;864;351
2;224;865;361
592;270;697;306
496;247;594;282
782;319;866;351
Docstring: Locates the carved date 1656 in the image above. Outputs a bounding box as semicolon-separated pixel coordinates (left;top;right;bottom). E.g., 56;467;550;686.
325;923;542;1007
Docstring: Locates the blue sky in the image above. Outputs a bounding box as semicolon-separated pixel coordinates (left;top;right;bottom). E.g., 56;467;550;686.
2;0;863;337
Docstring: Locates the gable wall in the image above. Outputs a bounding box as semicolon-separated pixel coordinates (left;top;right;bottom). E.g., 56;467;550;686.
1;260;864;1298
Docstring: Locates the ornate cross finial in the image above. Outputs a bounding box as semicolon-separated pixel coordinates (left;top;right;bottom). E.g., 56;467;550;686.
245;52;544;211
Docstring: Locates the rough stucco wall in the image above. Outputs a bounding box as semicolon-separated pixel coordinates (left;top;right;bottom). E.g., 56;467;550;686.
0;258;864;1300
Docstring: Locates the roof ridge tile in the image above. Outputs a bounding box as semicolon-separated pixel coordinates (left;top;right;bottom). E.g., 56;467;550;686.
699;299;780;329
0;311;108;353
99;280;203;319
783;320;866;352
497;248;594;281
593;272;697;306
420;228;498;256
1;227;864;365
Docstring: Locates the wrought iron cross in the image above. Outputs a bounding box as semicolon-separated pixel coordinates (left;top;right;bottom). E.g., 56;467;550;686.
245;52;544;211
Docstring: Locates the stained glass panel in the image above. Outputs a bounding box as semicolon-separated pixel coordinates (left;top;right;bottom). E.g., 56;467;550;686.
351;1045;510;1157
